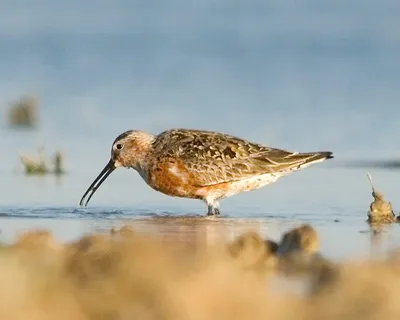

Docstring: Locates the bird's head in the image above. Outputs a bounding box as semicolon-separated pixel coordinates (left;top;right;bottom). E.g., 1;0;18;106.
79;130;154;207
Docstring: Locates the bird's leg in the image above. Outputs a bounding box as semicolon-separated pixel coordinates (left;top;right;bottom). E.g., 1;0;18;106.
206;199;220;216
213;201;221;215
206;200;220;216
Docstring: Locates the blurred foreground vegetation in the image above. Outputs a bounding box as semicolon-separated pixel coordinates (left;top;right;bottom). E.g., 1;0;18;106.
0;223;399;320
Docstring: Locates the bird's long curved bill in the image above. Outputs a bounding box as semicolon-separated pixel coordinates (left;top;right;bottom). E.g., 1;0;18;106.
79;160;116;207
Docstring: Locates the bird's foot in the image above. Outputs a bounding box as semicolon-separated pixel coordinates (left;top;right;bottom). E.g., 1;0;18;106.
207;206;221;216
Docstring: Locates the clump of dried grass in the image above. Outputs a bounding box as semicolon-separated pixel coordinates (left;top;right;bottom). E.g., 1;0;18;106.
366;173;399;224
0;225;399;320
7;95;38;128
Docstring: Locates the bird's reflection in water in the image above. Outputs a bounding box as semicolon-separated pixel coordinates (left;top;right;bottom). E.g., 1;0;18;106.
106;215;271;247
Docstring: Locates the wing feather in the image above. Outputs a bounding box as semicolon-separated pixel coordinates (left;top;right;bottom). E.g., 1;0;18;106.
152;129;331;187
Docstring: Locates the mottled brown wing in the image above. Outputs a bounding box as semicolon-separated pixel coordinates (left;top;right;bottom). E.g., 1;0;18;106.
152;129;331;187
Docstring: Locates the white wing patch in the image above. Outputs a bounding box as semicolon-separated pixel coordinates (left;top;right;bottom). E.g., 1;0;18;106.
168;165;189;184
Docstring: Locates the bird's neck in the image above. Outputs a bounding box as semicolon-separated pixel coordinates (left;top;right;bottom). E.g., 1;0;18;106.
134;162;151;184
128;133;155;178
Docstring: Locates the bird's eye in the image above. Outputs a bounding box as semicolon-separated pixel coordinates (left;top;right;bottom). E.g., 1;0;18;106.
116;143;124;150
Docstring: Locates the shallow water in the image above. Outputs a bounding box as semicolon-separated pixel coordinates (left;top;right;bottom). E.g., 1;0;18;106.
0;203;399;261
1;0;400;261
1;165;400;261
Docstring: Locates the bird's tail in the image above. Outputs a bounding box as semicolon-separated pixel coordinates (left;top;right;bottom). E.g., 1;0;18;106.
254;149;333;174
